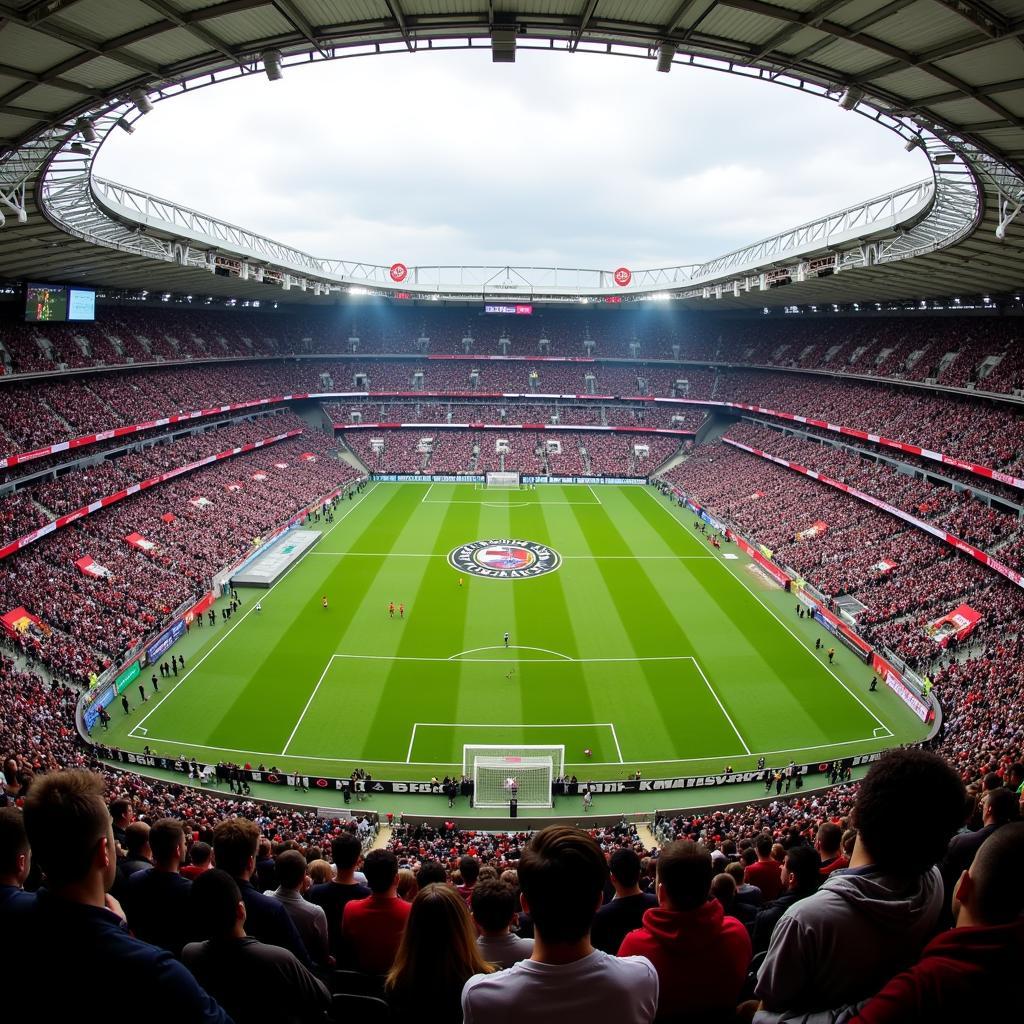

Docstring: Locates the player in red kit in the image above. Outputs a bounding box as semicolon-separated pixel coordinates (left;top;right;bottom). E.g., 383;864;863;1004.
389;601;395;618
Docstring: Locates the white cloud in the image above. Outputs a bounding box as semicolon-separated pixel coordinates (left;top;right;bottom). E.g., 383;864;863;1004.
94;49;928;270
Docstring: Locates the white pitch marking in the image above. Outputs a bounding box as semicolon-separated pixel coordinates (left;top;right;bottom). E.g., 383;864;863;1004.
307;552;716;560
609;722;625;763
689;657;752;755
406;723;418;763
420;482;435;503
586;484;603;506
128;482;380;736
282;656;337;755
448;645;574;661
643;488;892;734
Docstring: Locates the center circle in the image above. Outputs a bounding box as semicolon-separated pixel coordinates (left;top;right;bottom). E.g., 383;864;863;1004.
448;539;562;580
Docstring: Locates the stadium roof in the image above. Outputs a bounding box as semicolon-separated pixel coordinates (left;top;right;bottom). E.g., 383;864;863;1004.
0;0;1021;307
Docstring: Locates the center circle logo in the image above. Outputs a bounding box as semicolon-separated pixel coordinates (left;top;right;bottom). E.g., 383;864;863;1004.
449;539;561;580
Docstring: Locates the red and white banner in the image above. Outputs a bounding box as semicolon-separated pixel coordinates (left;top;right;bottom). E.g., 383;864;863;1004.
125;532;157;552
190;496;213;508
795;520;828;541
1;606;43;638
251;472;268;481
927;604;982;647
333;422;696;437
224;482;242;492
299;452;317;462
872;559;898;574
274;462;288;469
872;651;931;722
161;513;175;523
724;438;1024;591
74;556;111;578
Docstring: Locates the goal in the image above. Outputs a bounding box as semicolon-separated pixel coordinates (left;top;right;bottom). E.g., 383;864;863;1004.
485;471;521;489
465;744;564;809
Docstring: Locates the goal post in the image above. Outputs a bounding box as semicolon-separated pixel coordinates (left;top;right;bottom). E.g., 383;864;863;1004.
485;471;521;489
465;744;564;809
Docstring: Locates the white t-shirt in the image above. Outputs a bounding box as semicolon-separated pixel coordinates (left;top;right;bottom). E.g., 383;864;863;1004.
462;948;658;1024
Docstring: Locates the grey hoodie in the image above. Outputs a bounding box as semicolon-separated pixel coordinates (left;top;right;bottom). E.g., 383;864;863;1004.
753;865;943;1022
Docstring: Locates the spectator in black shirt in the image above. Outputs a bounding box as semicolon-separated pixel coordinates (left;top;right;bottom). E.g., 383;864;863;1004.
591;848;657;954
184;868;329;1024
304;832;369;959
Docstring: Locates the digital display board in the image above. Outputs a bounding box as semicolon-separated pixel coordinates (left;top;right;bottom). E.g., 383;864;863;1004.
68;287;96;321
25;283;68;322
484;304;533;315
24;282;96;322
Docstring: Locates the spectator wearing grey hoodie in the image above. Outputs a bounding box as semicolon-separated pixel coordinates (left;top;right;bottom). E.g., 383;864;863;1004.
754;749;965;1022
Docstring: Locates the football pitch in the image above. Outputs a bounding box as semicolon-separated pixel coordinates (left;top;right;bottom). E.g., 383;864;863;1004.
107;482;929;781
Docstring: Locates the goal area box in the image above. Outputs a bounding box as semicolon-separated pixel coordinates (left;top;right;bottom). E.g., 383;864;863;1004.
485;471;521;489
465;744;564;809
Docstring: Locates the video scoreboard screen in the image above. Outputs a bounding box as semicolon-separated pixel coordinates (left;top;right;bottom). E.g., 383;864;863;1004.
24;283;96;322
484;303;533;316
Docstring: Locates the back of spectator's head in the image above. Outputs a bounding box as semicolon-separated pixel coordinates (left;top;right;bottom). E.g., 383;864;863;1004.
213;817;259;878
189;841;212;868
397;868;418;902
710;872;736;909
307;859;334;884
784;846;822;894
0;806;30;885
724;861;745;885
755;833;773;858
331;832;362;871
955;822;1024;926
1007;764;1024;787
23;771;113;890
363;848;399;894
459;855;480;885
124;820;151;858
852;749;965;874
609;848;642;889
983;787;1017;825
499;868;520;893
471;878;518;934
191;868;243;939
109;798;132;827
149;818;185;867
417;859;448;887
518;826;608;944
275;849;308;891
657;841;713;912
257;837;272;860
982;772;1003;793
815;822;842;857
740;847;757;867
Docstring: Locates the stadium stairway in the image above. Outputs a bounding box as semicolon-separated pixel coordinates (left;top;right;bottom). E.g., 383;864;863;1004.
370;826;393;850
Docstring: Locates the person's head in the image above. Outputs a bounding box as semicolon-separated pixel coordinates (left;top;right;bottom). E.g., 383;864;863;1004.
213;817;260;879
710;872;736;909
952;822;1024;927
782;846;822;895
307;859;334;884
191;868;245;939
275;849;309;892
740;847;757;867
124;821;151;860
982;772;1003;793
189;841;213;869
458;855;480;886
499;868;519;893
754;834;773;859
330;833;363;874
23;770;115;893
149;818;186;870
982;787;1017;826
386;882;493;994
608;848;642;894
417;859;448;887
518;825;608;945
656;841;713;912
815;822;843;858
363;848;399;895
109;798;133;829
471;878;519;936
851;749;965;874
397;867;418;903
724;861;745;887
1007;764;1024;790
0;806;31;887
257;837;272;861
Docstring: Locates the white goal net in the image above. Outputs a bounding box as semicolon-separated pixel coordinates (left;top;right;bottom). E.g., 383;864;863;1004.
485;471;521;489
466;745;564;809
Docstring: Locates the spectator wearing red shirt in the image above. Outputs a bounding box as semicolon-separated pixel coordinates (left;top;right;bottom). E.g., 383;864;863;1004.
181;841;213;880
618;839;751;1020
816;822;850;877
341;848;411;974
744;833;783;901
456;854;480;903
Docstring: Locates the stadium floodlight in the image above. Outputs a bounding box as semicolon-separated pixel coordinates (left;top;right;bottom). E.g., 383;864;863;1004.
75;117;97;143
904;136;923;152
838;86;864;110
130;89;153;115
657;42;676;73
933;152;957;164
70;141;90;155
491;27;516;63
116;117;134;135
263;50;283;81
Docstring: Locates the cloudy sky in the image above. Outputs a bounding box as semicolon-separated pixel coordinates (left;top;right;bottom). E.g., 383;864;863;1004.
95;49;927;271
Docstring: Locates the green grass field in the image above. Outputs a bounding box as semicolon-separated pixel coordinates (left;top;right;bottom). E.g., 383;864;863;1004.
106;482;929;781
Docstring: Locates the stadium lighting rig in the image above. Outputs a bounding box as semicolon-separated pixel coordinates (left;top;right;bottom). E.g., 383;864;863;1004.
129;89;153;115
262;50;283;81
75;117;97;143
656;43;676;73
837;86;864;110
